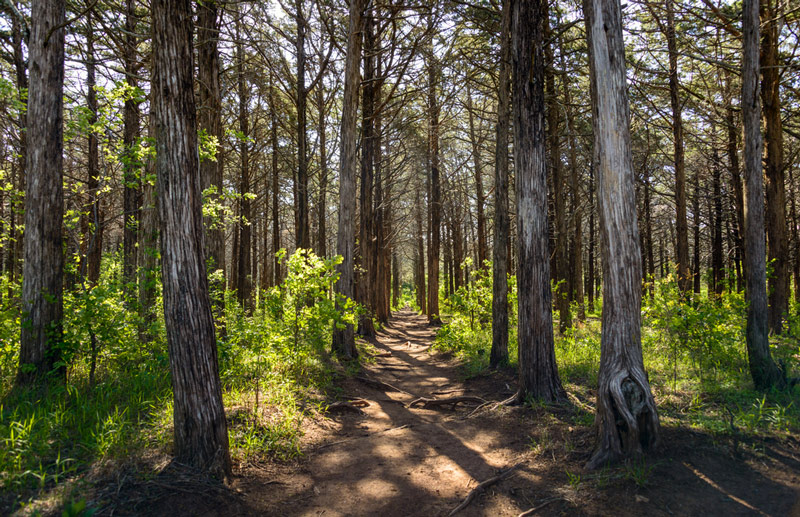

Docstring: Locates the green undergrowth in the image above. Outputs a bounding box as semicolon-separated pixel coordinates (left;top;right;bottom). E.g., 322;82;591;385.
434;264;800;438
0;249;358;513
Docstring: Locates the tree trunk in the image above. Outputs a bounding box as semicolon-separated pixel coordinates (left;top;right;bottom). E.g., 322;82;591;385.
665;0;690;297
545;14;570;334
295;0;310;250
152;0;231;477
584;0;660;468
17;0;66;386
588;163;596;311
693;172;701;295
271;81;282;285
415;188;427;314
490;0;511;368
466;85;487;267
236;17;252;313
86;9;102;286
426;14;441;324
317;85;328;257
8;2;27;285
197;0;226;318
512;0;565;402
712;150;724;296
139;108;160;342
741;0;785;390
122;0;140;304
357;10;376;336
761;0;788;334
331;0;364;359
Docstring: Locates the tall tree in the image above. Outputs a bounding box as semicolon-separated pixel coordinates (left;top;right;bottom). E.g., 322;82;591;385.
197;0;226;308
332;0;365;359
741;0;784;390
490;0;511;368
235;12;252;312
426;12;441;324
665;0;690;296
584;0;660;467
122;0;141;303
761;0;788;334
17;0;66;386
152;0;231;476
511;0;565;402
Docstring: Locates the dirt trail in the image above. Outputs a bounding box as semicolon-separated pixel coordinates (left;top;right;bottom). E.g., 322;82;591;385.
235;308;525;516
141;309;800;517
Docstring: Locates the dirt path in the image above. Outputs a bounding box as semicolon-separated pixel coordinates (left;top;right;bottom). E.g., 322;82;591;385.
140;309;800;517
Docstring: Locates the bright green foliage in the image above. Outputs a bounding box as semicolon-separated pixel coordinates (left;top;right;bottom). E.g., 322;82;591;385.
0;249;359;510
435;261;518;375
435;270;799;437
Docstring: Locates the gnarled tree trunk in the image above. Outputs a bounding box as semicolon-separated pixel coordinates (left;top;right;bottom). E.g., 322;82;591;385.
584;0;660;468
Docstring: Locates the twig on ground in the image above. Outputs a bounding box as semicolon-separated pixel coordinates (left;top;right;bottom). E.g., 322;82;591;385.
326;399;369;415
449;462;523;516
408;396;486;410
518;497;565;516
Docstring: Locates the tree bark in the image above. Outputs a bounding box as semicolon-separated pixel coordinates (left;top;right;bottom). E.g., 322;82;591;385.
316;85;328;257
332;0;364;359
415;187;427;314
122;0;140;304
466;84;487;267
85;8;102;286
235;15;252;312
512;0;565;402
295;0;311;250
584;0;660;468
426;13;441;324
741;0;785;390
17;0;66;386
761;0;788;334
666;0;690;297
152;0;231;477
271;81;282;285
197;0;226;316
490;0;511;368
712;149;724;296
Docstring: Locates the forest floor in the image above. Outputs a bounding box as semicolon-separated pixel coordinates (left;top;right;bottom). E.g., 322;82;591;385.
98;309;800;516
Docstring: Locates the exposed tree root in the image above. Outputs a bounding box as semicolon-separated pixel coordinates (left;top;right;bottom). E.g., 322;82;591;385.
355;376;414;396
408;396;486;410
448;462;523;516
326;399;370;415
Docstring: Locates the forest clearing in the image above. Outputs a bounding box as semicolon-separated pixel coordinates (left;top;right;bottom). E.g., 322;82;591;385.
1;0;800;515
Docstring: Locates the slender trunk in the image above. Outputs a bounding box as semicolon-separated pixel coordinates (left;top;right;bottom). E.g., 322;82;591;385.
761;0;788;333
236;17;252;313
17;0;66;386
563;60;585;318
585;0;659;468
295;0;310;250
197;0;226;321
467;85;487;267
317;85;328;257
693;172;701;295
8;3;27;285
123;0;140;304
588;163;596;311
512;0;564;401
332;0;364;358
357;10;376;336
86;10;102;286
490;0;511;368
415;188;427;314
546;14;570;333
666;0;690;296
271;83;282;285
139;108;160;342
741;0;785;390
427;14;441;324
712;149;724;296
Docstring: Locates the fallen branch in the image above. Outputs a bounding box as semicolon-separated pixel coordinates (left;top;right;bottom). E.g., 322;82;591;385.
408;396;486;410
449;463;523;516
461;400;494;419
375;351;392;357
518;497;564;516
355;376;414;396
376;366;411;372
